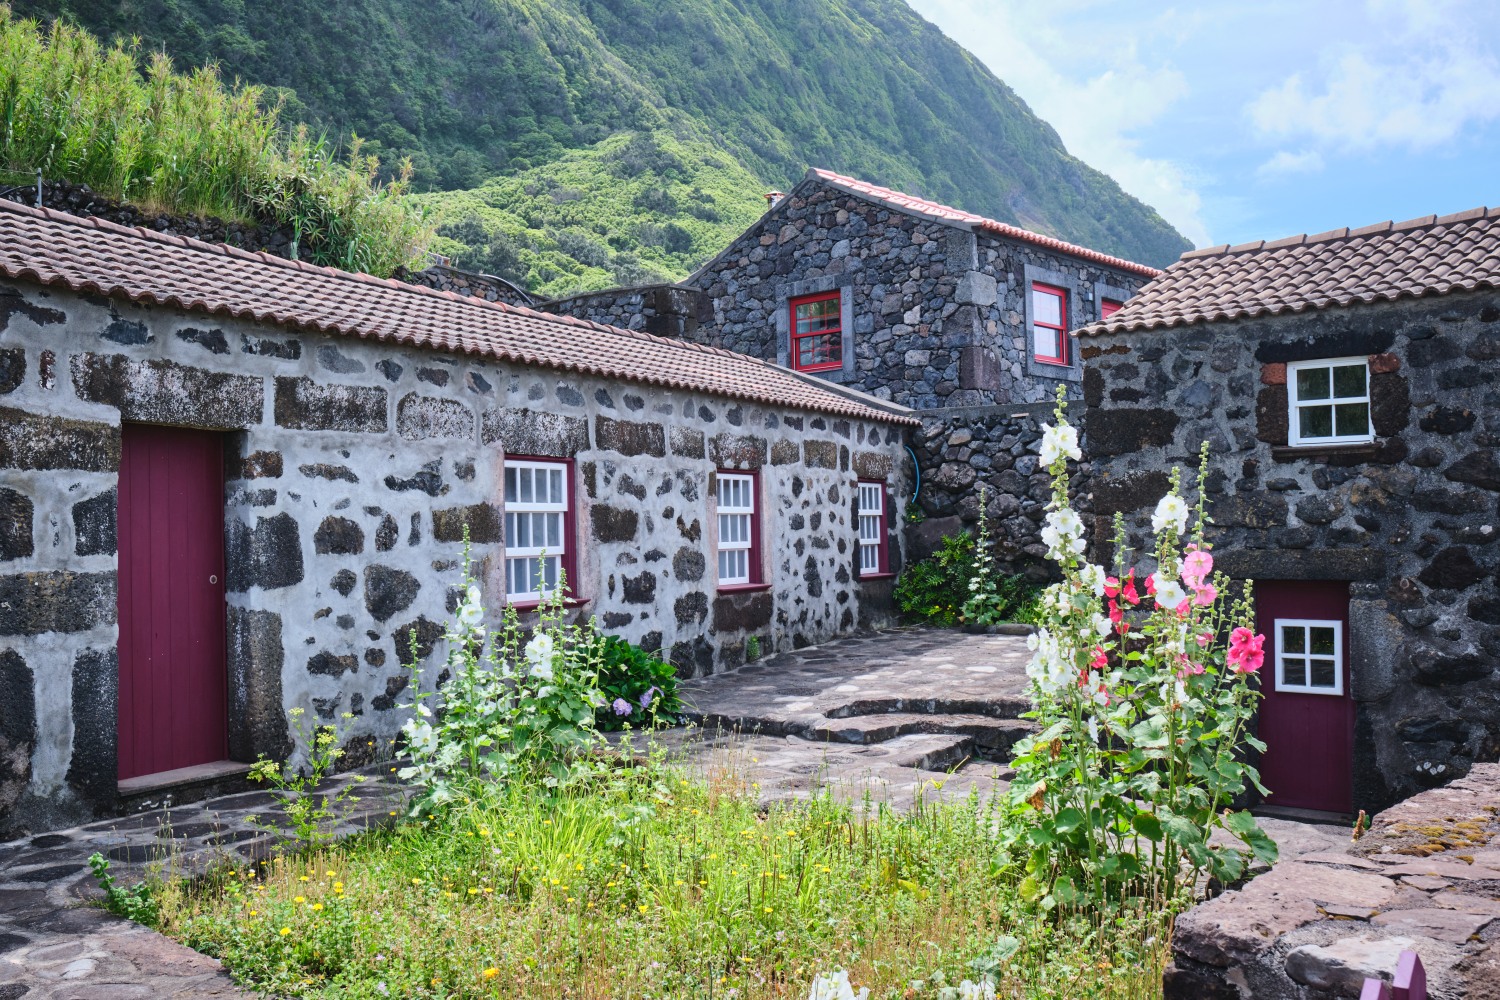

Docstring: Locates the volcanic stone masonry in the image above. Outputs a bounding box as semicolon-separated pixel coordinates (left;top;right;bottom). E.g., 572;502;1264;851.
0;279;909;837
1084;290;1500;812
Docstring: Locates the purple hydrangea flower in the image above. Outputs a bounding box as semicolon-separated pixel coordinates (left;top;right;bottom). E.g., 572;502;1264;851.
640;686;659;709
612;698;631;716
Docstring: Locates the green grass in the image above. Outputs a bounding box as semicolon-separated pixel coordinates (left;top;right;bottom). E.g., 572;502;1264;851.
415;129;766;298
0;8;430;276
153;743;1168;999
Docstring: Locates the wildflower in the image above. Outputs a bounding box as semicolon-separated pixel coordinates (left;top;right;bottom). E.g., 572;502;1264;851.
612;698;632;716
1227;627;1266;673
279;927;291;936
807;969;870;1000
483;968;499;979
1151;493;1190;535
294;896;305;903
1039;422;1082;465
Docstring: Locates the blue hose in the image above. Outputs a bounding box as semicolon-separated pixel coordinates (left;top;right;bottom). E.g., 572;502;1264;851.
905;444;921;511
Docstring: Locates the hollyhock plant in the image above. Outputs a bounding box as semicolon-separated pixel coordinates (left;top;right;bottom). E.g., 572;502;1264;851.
1001;388;1277;910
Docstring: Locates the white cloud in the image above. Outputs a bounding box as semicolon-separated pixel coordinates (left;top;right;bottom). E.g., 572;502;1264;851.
1256;149;1325;178
1246;3;1500;150
907;0;1214;247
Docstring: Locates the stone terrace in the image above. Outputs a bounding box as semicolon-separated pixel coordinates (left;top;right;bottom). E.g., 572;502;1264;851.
665;627;1034;809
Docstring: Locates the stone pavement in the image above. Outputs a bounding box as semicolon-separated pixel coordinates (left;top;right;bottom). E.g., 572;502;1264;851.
667;626;1038;810
1166;763;1500;999
0;766;406;999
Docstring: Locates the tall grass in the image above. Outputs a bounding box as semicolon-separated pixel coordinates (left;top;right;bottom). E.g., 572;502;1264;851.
152;741;1169;999
0;6;430;276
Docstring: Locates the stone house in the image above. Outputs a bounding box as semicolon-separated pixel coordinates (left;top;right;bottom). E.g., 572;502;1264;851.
0;200;915;837
537;170;1162;572
1080;206;1500;817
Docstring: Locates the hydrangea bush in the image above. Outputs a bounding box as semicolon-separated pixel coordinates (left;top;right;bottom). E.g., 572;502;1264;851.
1004;393;1277;908
399;548;606;814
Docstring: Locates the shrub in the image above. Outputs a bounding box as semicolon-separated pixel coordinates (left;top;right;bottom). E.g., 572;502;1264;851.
591;635;681;731
0;10;429;276
962;487;1044;627
894;531;975;626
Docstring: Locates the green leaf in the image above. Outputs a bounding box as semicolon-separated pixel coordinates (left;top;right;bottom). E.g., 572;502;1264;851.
1053;807;1086;834
1132;810;1163;842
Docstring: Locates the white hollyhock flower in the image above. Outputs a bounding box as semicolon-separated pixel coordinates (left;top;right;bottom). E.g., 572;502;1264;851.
808;970;868;1000
1079;562;1106;597
1045;507;1084;538
1151;494;1190;535
1152;575;1188;610
1039;422;1082;465
958;980;997;1000
525;633;555;679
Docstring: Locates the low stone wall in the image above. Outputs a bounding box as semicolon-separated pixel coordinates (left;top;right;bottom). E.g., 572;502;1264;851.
907;401;1089;581
1165;764;1500;998
0;178;295;257
543;284;708;339
396;263;536;308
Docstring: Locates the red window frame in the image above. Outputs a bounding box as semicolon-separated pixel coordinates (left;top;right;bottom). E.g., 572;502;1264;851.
1101;299;1123;319
501;454;581;610
1031;282;1069;365
789;291;843;373
715;469;767;591
856;480;893;578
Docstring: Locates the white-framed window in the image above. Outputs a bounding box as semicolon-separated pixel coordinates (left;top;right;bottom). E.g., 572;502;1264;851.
857;481;888;576
1274;618;1344;696
1287;358;1373;447
503;458;569;602
716;472;756;586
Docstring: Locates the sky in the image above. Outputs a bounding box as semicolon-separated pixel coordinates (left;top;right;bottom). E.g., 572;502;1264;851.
907;0;1500;249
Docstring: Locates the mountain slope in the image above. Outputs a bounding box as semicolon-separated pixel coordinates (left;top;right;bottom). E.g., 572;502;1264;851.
13;0;1191;286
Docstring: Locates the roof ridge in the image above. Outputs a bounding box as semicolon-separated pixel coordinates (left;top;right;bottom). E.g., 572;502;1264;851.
806;167;1161;278
1178;205;1497;261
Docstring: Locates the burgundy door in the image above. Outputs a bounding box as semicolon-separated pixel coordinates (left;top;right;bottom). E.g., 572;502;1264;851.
1255;580;1354;813
117;424;228;779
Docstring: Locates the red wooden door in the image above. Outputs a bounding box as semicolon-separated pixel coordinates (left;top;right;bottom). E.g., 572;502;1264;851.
1255;580;1354;813
117;424;228;779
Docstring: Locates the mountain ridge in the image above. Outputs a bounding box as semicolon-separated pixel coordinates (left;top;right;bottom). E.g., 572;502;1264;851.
12;0;1191;292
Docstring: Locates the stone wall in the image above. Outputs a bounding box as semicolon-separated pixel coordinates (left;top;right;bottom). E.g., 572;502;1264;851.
0;179;295;258
908;401;1089;580
1084;291;1500;811
396;263;536;308
687;176;1149;410
1165;764;1500;999
543;284;709;340
0;279;909;837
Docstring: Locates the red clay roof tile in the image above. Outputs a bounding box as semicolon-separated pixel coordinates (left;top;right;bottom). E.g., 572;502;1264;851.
0;199;915;425
1079;206;1500;338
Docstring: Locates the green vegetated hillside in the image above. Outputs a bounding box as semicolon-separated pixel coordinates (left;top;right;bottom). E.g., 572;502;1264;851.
13;0;1191;295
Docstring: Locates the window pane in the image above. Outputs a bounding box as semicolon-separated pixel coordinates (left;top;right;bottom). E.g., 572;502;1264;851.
1334;403;1370;438
1310;627;1336;656
1281;626;1305;654
1032;288;1062;326
1310;659;1337;688
542;555;559;590
1281;657;1306;687
1297;366;1331;401
504;466;517;502
546;512;561;549
1332;364;1366;399
795;295;839;333
519;467;533;503
1034;326;1060;360
1299;405;1333;439
548;469;563;503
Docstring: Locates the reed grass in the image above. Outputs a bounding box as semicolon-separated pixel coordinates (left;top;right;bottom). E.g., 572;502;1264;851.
0;6;430;275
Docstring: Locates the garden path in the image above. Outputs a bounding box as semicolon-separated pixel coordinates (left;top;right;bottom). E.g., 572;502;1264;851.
663;626;1036;811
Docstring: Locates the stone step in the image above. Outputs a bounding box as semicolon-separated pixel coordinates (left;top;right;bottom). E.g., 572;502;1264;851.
807;713;1037;757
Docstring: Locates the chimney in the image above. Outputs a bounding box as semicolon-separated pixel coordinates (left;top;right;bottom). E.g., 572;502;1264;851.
764;191;785;209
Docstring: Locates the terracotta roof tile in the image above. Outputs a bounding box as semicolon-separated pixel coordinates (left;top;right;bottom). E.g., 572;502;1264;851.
0;199;915;425
1079;206;1500;338
807;169;1161;278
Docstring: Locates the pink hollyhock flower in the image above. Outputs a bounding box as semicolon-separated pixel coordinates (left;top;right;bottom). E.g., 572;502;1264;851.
1227;627;1265;673
1192;583;1218;607
1144;572;1156;596
1197;631;1213;647
1182;549;1214;588
1108;599;1123;624
1122;573;1139;604
1104;576;1121;598
1090;646;1108;670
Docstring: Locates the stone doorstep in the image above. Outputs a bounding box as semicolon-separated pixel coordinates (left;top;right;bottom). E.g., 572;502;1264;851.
806;713;1036;756
116;760;255;797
